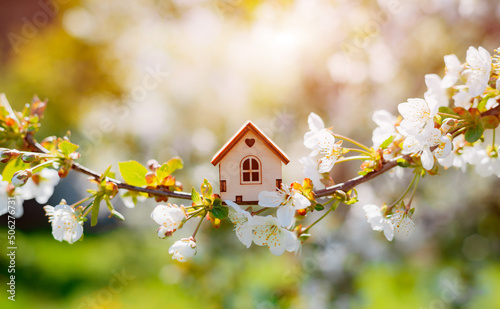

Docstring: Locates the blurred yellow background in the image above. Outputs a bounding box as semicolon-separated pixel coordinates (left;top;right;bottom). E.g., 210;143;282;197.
1;0;500;308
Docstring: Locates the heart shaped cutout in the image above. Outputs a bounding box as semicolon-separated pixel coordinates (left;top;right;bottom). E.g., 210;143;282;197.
245;138;255;147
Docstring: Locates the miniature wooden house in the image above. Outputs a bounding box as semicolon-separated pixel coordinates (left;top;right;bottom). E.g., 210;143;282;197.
211;121;290;204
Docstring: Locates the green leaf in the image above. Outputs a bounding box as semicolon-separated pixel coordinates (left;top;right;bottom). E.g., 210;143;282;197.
481;115;500;129
477;92;497;112
167;157;183;172
397;158;410;168
314;203;324;211
58;140;79;157
379;135;395;149
191;187;202;205
201;178;212;199
156;157;183;180
118;160;148;187
438;106;457;116
110;210;125;221
102;165;113;179
91;195;102;227
464;122;484;143
212;205;228;219
2;157;30;181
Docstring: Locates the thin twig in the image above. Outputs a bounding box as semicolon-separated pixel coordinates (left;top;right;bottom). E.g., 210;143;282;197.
25;133;410;202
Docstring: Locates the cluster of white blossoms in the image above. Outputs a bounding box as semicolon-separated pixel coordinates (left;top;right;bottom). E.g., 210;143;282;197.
0;169;60;218
226;200;301;256
362;46;500;240
299;113;343;187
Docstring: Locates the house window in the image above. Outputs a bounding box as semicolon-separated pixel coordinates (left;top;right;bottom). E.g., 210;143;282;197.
220;180;226;192
235;195;242;203
240;156;261;184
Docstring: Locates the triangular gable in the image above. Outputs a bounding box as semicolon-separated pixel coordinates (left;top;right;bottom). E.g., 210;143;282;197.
211;121;290;166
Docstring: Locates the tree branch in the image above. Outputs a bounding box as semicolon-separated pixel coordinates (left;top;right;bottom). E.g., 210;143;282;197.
24;133;406;202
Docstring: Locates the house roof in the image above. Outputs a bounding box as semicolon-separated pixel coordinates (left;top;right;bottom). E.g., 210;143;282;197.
211;121;290;166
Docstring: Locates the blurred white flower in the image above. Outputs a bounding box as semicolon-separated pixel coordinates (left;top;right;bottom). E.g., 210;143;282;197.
169;237;197;262
463;46;491;97
21;168;59;204
0;176;24;218
441;54;463;88
453;87;473;108
304;112;329;149
119;189;146;208
466;144;500;177
251;215;299;256
424;74;449;107
43;203;83;244
226;200;255;248
258;185;310;228
151;204;187;238
298;156;322;188
362;204;394;241
371;109;400;148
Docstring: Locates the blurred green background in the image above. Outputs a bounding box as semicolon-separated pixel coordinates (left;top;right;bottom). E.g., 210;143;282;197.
1;0;500;308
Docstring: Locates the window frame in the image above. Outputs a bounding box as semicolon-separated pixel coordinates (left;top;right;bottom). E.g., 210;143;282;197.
240;156;262;185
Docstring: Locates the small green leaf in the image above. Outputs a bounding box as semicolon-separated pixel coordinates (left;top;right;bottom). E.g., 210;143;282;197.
464;122;484;143
201;178;212;199
397;158;410;168
379;135;395;149
156;157;183;180
314;203;324;211
438;106;457;116
2;157;30;181
477;92;497;112
91;195;102;227
102;165;113;179
110;210;125;221
167;157;183;173
481;115;500;129
58;140;79;157
118;160;148;187
191;187;202;205
212;205;228;219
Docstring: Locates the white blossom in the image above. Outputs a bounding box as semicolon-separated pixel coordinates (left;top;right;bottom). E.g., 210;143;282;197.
298;156;322;188
466;144;500;177
362;204;394;241
453;87;473;108
391;209;415;238
304;112;329;149
371;109;400;148
258;185;311;228
463;46;491;97
441;54;463;88
21;168;59;204
119;189;146;208
151;204;187;238
424;74;449;108
0;176;24;218
312;130;343;173
398;98;439;136
43;203;83;244
225;200;255;248
251;215;299;256
168;237;197;262
438;135;468;172
401;126;452;170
